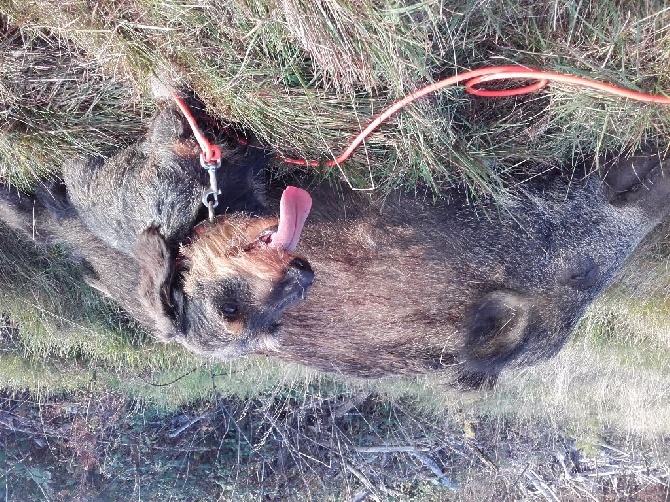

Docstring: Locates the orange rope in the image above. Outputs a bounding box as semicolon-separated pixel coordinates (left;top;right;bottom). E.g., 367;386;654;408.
172;66;670;168
171;91;222;164
281;65;670;167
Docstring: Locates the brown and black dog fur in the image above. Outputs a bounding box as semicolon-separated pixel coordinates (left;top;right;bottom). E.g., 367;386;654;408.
0;100;314;358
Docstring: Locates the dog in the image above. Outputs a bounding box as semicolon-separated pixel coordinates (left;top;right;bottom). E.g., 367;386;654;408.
0;99;314;358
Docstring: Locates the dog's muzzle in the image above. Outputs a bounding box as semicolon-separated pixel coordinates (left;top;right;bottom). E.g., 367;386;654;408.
287;257;314;290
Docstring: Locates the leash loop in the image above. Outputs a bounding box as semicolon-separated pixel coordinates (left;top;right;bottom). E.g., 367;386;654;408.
280;65;670;168
171;90;224;220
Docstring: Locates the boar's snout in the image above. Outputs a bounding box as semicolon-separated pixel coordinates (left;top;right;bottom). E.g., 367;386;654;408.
600;152;670;221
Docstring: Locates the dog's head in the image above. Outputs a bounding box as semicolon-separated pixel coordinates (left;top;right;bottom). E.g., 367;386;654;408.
134;187;313;358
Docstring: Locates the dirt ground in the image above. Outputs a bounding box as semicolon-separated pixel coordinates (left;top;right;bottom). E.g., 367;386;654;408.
0;389;668;501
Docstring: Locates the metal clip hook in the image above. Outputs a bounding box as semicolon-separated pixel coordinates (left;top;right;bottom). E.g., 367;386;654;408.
201;153;222;222
202;188;218;222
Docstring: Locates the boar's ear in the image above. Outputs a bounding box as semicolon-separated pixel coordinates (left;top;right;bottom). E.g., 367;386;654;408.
462;290;530;369
133;226;184;341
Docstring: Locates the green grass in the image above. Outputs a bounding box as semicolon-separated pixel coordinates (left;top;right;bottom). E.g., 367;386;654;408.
2;1;670;191
1;0;670;498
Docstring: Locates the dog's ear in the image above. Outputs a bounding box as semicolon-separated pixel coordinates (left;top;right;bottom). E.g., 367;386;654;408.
133;226;183;341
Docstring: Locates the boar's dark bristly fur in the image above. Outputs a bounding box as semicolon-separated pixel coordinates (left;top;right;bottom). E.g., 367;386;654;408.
267;152;670;386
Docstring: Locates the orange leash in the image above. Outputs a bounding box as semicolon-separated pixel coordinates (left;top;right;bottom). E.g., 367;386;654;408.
171;91;222;220
281;65;670;167
173;65;670;170
171;91;222;164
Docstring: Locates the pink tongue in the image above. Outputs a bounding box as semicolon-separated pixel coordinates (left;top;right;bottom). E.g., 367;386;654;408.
270;186;312;252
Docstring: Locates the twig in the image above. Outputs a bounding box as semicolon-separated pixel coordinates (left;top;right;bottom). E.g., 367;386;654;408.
583;468;637;478
354;445;457;489
511;463;531;492
565;479;599;502
137;368;196;387
410;451;458;489
0;411;62;437
354;446;429;454
350;490;370;502
525;470;560;502
597;444;629;456
168;411;211;438
112;443;211;453
344;462;381;502
463;439;498;470
330;392;370;421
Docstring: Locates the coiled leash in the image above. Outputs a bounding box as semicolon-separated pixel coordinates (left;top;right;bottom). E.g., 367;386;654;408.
171;92;222;222
172;65;670;199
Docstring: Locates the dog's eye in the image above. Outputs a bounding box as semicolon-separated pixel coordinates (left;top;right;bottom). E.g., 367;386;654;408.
220;301;247;336
221;302;240;320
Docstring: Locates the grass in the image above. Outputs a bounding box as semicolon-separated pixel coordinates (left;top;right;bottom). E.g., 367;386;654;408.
2;1;670;191
0;25;147;187
0;0;670;498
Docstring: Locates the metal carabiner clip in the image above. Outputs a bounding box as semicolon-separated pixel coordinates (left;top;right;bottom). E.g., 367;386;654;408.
201;153;222;222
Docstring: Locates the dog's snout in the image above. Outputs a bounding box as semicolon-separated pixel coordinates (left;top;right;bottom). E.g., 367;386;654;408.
288;257;314;287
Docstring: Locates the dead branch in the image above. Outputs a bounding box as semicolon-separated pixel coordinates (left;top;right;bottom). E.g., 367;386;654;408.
0;410;62;437
354;445;429;454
